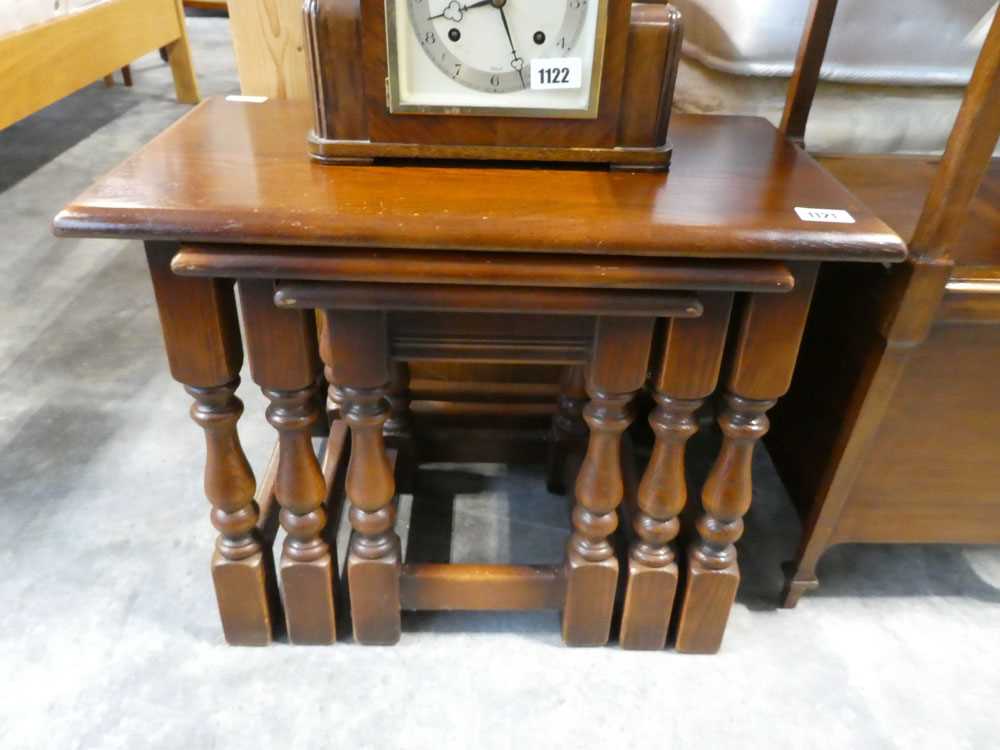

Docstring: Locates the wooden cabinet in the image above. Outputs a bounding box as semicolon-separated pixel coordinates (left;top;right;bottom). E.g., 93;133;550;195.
764;2;1000;606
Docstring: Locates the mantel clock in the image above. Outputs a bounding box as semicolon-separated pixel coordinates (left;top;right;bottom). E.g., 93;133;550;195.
305;0;683;169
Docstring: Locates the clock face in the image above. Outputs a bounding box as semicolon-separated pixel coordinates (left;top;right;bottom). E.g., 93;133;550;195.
386;0;608;118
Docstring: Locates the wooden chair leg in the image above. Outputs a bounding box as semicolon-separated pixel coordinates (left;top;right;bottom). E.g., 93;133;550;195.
562;316;654;646
145;242;277;646
239;280;337;645
324;310;402;645
164;0;200;104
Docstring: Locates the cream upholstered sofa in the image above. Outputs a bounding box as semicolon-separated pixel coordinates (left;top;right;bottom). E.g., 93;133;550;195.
670;0;998;154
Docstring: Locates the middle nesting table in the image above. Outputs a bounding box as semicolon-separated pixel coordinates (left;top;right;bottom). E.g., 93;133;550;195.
172;244;794;647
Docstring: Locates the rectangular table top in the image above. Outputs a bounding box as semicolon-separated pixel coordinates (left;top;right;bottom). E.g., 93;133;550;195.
53;98;906;263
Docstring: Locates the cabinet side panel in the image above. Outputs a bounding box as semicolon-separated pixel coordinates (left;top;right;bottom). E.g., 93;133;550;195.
837;321;1000;544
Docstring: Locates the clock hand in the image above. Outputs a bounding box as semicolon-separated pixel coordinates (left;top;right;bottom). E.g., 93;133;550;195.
427;0;491;22
496;4;526;88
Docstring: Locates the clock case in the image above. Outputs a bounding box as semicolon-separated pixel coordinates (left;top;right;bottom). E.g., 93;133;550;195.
304;1;683;170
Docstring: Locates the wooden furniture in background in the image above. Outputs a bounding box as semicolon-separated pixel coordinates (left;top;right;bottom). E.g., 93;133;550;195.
184;0;227;10
228;0;312;100
766;4;1000;607
0;0;199;130
53;98;904;648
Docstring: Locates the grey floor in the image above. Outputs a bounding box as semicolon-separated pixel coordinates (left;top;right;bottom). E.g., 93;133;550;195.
2;15;999;750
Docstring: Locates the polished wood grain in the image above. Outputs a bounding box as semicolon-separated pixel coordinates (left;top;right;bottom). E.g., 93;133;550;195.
769;8;1000;608
56;41;909;648
306;1;678;167
172;245;796;291
391;310;594;364
52;99;906;264
275;281;702;317
400;564;564;611
564;316;654;646
620;292;733;651
835;323;1000;542
779;0;838;145
239;280;337;644
322;310;402;645
303;0;367;139
546;365;589;494
817;157;1000;267
617;3;683;149
908;10;1000;263
145;242;276;646
676;264;819;653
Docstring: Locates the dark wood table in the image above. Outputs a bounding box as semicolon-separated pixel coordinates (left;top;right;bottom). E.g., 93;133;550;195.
53;98;905;652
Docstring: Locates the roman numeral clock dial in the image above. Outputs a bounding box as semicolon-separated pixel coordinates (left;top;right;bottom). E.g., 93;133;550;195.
387;0;608;117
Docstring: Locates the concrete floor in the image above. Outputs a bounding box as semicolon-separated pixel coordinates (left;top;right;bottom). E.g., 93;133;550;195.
2;15;999;750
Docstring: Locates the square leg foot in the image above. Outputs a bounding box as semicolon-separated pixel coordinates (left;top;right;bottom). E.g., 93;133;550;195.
280;555;337;645
780;560;819;608
212;550;276;646
619;560;678;651
347;551;401;645
561;554;618;646
675;549;740;654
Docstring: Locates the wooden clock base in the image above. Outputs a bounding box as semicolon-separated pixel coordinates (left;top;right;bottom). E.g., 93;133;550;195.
305;2;683;169
308;136;673;170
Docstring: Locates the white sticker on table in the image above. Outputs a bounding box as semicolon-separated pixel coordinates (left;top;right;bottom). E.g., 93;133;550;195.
795;207;856;224
530;58;582;90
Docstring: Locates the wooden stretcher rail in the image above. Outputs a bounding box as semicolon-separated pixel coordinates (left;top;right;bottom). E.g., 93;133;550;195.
399;564;565;611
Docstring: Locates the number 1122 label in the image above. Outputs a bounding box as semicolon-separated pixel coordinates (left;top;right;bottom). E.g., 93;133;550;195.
530;58;583;90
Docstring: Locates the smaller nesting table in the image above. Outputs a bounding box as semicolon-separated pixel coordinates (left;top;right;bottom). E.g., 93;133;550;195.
54;98;905;652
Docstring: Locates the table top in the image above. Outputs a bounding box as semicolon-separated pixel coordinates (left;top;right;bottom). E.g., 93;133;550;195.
53;98;906;263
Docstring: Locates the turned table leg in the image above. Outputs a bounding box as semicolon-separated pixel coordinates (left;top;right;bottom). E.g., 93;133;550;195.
676;265;819;653
323;310;402;645
563;317;654;646
620;293;734;650
145;242;276;646
546;365;589;494
385;360;416;493
239;280;337;645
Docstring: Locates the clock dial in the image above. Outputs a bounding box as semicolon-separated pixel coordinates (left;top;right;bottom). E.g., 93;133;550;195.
408;0;588;94
387;0;607;117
